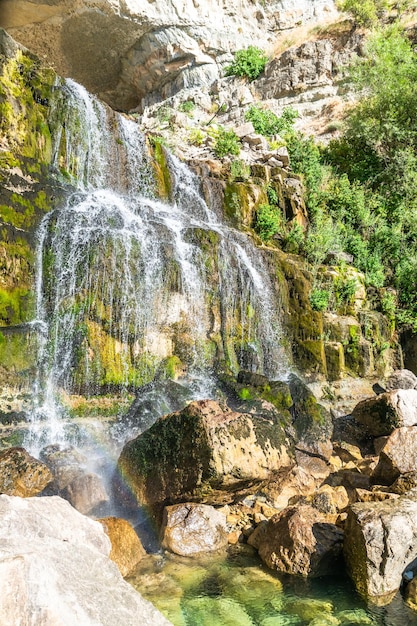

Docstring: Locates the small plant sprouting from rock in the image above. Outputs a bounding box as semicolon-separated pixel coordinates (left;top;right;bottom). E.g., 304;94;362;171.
213;127;241;158
309;288;331;312
230;159;250;181
255;204;283;242
225;46;268;81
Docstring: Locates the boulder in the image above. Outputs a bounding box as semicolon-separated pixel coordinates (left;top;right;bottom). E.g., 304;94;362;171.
262;465;318;510
161;503;228;556
62;472;109;515
384;369;417;391
40;444;86;491
390;471;417;495
257;505;344;577
118;399;293;514
98;516;146;577
372;427;417;485
352;390;417;437
0;495;171;625
344;490;417;605
0;447;52;497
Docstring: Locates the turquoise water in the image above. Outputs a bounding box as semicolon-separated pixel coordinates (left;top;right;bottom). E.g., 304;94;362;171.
128;546;417;626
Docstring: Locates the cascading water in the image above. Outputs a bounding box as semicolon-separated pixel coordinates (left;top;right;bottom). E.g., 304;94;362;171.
26;79;290;454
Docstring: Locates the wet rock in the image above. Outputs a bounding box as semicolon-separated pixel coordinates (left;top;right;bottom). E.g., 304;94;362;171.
182;596;254;626
344;490;417;605
0;447;52;497
0;494;171;625
118;399;293;515
257;505;344;577
372;427;417;485
62;472;109;515
352;390;417;437
40;444;86;491
98;516;146;577
161;503;228;556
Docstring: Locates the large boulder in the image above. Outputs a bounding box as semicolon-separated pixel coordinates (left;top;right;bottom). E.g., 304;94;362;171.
118;399;293;514
372;427;417;485
352;390;417;438
384;369;417;391
0;495;171;625
62;472;109;515
257;505;344;577
344;491;417;605
98;516;146;577
0;447;52;497
161;503;228;556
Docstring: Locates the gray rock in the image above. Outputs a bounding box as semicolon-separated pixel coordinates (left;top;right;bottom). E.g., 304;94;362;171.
235;122;255;138
344;490;417;605
62;472;109;515
352;390;417;437
161;503;228;556
385;369;417;391
0;495;171;625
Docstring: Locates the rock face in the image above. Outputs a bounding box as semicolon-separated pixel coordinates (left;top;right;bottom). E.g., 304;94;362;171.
6;0;338;110
257;504;344;577
352;390;417;438
372;427;417;485
0;495;171;625
344;491;417;605
0;447;52;497
161;503;228;556
98;517;146;577
118;399;293;513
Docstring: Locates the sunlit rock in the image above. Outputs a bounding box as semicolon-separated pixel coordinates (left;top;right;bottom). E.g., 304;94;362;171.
98;516;146;576
0;447;52;497
0;495;171;625
161;503;228;556
344;490;417;605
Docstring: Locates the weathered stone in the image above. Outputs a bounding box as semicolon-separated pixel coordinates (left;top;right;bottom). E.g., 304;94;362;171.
324;341;345;381
276;146;290;167
62;472;109;515
0;447;52;497
352;489;398;504
405;576;417;611
344;490;417;605
263;465;318;510
161;503;228;556
118;399;293;514
40;444;86;491
234;122;255;138
372;427;417;485
257;505;344;577
333;441;363;464
390;471;417;495
0;495;170;625
385;369;417;391
98;516;146;577
352;390;417;437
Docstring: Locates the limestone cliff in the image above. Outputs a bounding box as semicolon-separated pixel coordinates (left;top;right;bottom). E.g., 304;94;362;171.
3;0;338;110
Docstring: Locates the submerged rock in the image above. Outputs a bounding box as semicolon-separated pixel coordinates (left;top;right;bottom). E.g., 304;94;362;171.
0;494;171;625
161;503;228;556
98;516;146;577
344;490;417;605
118;399;293;515
257;505;344;577
0;447;52;497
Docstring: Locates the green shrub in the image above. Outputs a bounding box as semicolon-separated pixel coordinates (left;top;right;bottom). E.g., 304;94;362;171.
230;159;250;181
309;289;330;311
178;100;195;113
188;128;205;146
245;106;298;137
255;204;282;241
225;46;268;80
213;127;241;158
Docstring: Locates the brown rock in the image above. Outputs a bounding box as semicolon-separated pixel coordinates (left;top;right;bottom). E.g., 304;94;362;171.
372;427;417;485
161;503;228;556
257;505;343;577
263;466;317;510
352;489;398;504
333;441;363;464
62;473;109;515
390;471;417;495
98;517;146;577
0;447;52;497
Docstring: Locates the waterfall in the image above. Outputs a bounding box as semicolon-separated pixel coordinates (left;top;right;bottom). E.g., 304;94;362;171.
26;79;290;450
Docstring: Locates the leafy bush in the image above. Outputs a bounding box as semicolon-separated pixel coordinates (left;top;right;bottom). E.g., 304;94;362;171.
188;128;205;146
245;106;298;137
309;289;330;312
255;204;282;241
213;127;241;158
230;159;250;181
225;46;268;81
178;100;195;114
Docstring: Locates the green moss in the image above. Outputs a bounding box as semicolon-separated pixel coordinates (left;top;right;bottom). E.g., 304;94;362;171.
238;387;253;401
0;287;33;325
158;356;184;380
151;140;171;200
